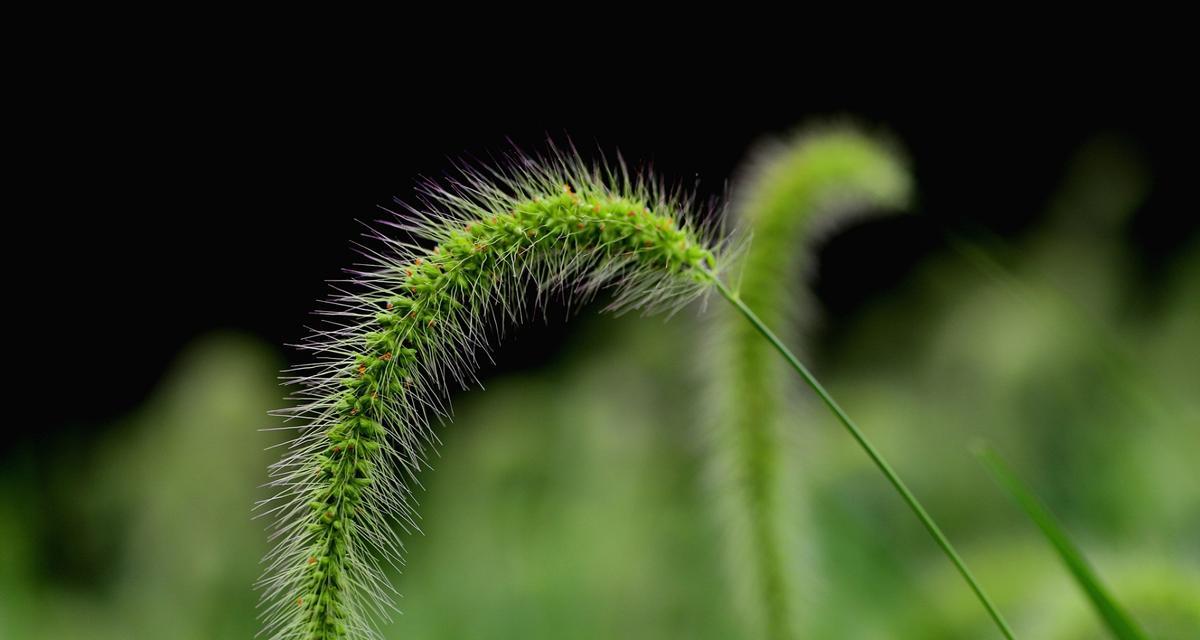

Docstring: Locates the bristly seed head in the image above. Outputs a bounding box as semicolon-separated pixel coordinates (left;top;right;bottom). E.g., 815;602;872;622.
257;145;729;640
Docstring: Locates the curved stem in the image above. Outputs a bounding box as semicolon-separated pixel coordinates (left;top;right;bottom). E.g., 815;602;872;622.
710;275;1017;640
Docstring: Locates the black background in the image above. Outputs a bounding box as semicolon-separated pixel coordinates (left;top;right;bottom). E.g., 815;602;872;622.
25;52;1194;439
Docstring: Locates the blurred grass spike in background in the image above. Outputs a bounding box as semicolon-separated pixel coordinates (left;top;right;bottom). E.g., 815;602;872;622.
708;123;911;639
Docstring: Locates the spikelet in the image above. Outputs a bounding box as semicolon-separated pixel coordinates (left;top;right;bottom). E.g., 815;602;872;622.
255;147;729;640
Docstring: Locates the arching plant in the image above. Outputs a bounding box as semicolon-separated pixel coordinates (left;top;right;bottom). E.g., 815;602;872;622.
257;145;1014;639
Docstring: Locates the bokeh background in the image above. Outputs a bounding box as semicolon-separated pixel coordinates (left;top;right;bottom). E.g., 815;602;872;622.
6;69;1197;639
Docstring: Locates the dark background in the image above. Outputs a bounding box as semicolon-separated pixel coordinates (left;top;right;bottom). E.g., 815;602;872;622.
32;61;1193;434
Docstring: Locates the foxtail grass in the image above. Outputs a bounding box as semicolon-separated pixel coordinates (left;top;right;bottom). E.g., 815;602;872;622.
258;145;1014;639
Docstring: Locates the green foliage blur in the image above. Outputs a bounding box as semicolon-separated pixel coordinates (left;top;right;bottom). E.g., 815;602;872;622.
2;138;1196;638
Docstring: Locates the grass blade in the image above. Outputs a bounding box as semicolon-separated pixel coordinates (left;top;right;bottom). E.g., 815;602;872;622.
974;443;1149;640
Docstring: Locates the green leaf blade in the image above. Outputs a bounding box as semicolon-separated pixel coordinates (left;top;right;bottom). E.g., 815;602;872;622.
975;443;1150;640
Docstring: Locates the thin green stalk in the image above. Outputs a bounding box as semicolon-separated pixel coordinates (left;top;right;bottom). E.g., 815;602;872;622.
975;443;1148;640
709;275;1017;640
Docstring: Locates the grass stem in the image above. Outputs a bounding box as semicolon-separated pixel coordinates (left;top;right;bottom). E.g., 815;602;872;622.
710;275;1017;640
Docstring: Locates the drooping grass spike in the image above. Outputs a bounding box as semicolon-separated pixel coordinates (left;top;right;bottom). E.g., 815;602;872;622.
258;142;1015;640
256;149;727;640
709;125;911;639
